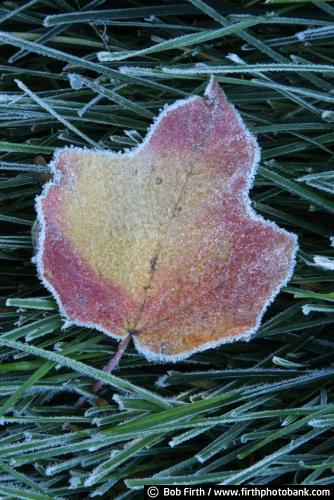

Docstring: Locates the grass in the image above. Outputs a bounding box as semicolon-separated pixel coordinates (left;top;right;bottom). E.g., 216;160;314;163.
0;0;334;497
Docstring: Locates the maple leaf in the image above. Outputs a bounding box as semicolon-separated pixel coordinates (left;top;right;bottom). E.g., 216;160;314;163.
36;80;298;362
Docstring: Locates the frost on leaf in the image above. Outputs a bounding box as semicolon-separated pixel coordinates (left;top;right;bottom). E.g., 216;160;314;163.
36;80;298;362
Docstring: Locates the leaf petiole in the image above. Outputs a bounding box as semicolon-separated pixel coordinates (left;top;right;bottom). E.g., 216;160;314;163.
75;334;132;408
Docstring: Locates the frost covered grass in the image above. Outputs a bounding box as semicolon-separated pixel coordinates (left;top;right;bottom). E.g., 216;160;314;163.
0;0;334;496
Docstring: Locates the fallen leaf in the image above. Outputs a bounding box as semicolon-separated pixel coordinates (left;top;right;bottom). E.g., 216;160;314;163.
36;79;298;361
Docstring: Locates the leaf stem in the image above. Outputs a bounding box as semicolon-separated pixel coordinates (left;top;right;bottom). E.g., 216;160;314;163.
75;334;131;408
